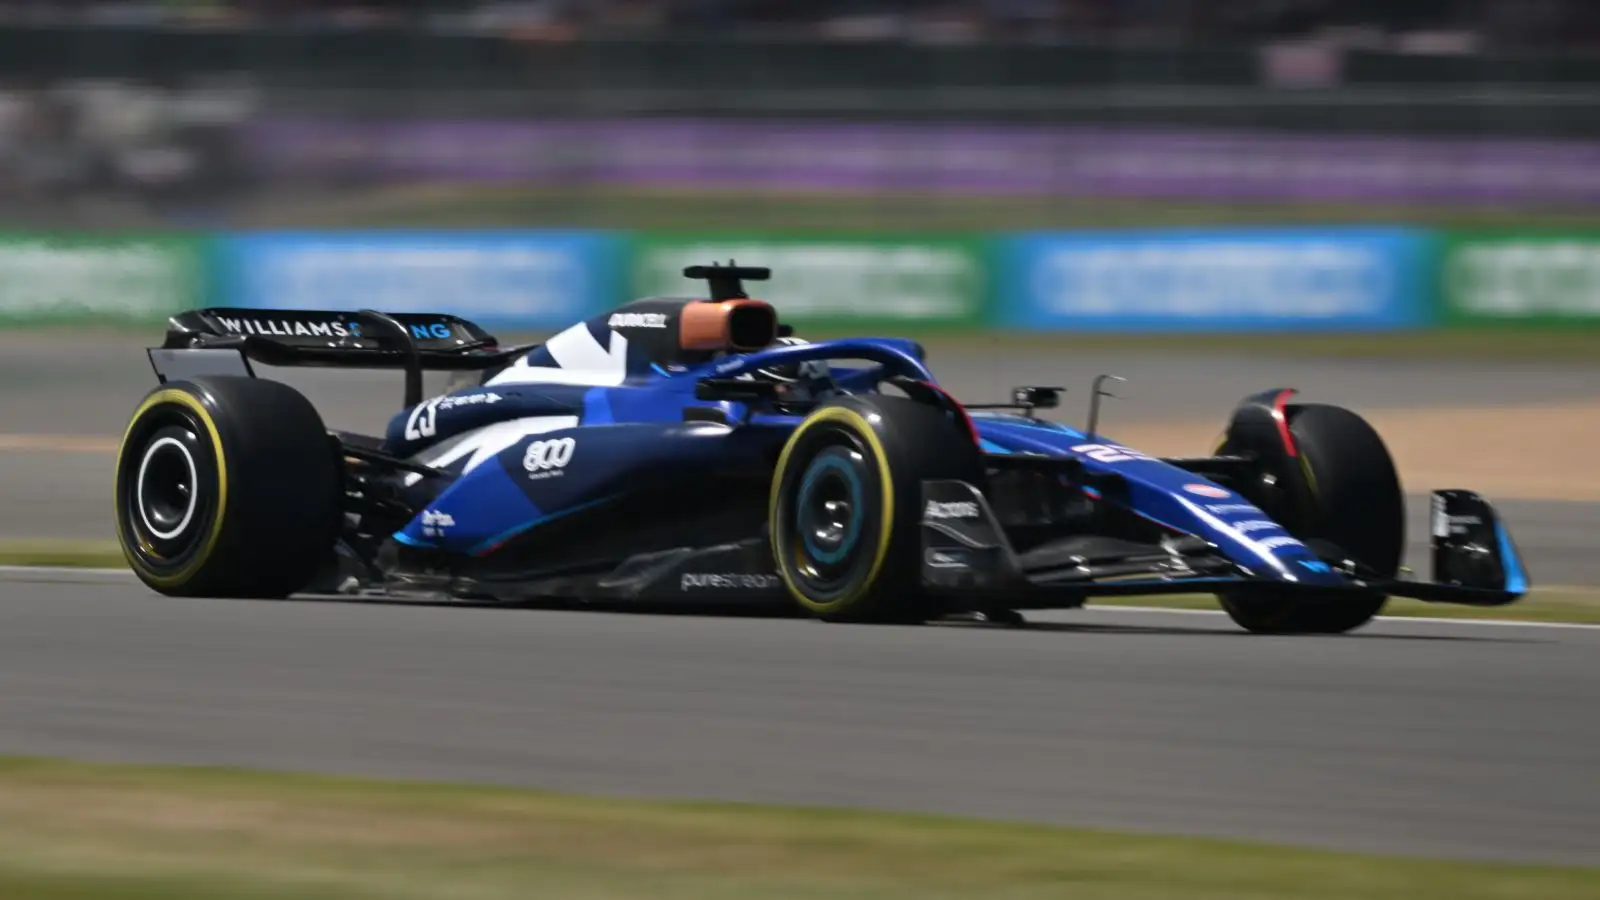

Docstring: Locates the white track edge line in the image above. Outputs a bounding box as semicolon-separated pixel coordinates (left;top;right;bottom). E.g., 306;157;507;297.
0;564;129;574
1;566;1596;630
1084;605;1600;631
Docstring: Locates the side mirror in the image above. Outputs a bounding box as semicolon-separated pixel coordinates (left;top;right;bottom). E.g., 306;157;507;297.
1012;386;1062;410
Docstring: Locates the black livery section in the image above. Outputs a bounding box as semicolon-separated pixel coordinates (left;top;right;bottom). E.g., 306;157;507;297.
162;307;505;364
1418;489;1529;605
155;306;527;410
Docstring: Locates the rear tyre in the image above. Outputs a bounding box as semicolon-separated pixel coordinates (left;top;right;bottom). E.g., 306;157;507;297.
115;376;343;598
769;394;982;623
1215;403;1403;634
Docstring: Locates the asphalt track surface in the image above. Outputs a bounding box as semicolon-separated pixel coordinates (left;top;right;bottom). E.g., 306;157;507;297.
2;335;1598;866
1;568;1597;867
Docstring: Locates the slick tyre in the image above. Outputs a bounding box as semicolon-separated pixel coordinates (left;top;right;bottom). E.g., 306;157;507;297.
115;376;342;598
769;394;982;624
1216;403;1404;634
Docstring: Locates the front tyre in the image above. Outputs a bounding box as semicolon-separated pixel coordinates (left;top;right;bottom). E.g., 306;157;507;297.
1217;403;1404;634
115;376;342;598
769;394;982;623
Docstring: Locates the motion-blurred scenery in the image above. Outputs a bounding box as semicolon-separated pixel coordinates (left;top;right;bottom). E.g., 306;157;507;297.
0;2;1596;899
3;0;1600;332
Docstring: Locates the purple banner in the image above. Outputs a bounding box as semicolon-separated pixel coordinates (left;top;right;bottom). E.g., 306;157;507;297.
242;118;1600;206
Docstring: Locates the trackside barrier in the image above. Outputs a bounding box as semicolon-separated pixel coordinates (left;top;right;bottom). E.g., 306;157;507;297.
11;226;1593;333
991;227;1436;332
627;232;990;329
1437;230;1600;328
211;230;626;330
0;232;209;326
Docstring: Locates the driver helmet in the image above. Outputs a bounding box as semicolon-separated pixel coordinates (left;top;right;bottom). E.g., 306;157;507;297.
753;335;830;385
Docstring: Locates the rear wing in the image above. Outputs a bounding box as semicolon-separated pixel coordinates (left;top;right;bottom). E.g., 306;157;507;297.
151;307;533;407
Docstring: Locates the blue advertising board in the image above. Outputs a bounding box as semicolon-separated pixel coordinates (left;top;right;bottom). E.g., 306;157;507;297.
993;227;1435;332
211;230;623;329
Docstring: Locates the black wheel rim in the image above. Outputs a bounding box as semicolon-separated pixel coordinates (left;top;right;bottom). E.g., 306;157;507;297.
118;406;220;570
137;434;198;541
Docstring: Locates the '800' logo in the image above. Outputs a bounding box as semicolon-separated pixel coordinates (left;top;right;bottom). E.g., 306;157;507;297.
523;437;576;479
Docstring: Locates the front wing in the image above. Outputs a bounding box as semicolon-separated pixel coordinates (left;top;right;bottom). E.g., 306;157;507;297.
918;479;1529;610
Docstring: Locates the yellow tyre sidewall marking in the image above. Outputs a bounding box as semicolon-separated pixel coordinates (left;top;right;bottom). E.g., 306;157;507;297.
769;406;894;615
1299;455;1319;500
114;388;228;588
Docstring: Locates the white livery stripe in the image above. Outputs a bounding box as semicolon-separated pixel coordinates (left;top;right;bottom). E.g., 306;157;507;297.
402;415;579;486
487;324;630;387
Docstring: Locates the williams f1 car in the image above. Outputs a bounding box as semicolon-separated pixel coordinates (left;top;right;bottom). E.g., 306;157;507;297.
115;264;1529;634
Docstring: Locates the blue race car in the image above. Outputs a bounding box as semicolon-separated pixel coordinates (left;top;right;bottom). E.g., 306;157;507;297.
114;263;1529;634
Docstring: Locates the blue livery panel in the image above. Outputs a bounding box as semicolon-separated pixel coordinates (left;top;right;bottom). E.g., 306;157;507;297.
971;414;1343;586
380;316;1339;589
396;420;783;555
383;386;590;457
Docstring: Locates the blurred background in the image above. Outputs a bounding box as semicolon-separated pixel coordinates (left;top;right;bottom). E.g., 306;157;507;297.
0;10;1597;895
0;0;1597;334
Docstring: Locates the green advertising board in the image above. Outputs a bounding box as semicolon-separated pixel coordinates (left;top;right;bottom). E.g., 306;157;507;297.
628;233;988;328
1438;231;1600;327
0;233;208;326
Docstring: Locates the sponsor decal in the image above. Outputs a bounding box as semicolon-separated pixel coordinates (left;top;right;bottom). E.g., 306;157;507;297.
924;500;980;520
609;312;669;329
409;322;455;340
1231;519;1282;534
419;509;455;538
436;391;503;411
1184;483;1231;499
1298;559;1332;573
403;393;504;443
402;414;578;487
1205;503;1258;514
403;393;496;442
1431;493;1487;537
924;549;969;569
1070;442;1150;464
215;315;360;339
680;572;780;591
523;437;576;479
1256;535;1305;551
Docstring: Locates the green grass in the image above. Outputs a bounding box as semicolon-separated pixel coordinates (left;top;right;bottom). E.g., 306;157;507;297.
0;755;1590;899
0;540;125;569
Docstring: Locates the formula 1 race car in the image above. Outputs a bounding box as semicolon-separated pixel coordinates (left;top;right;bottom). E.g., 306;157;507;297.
114;264;1530;634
